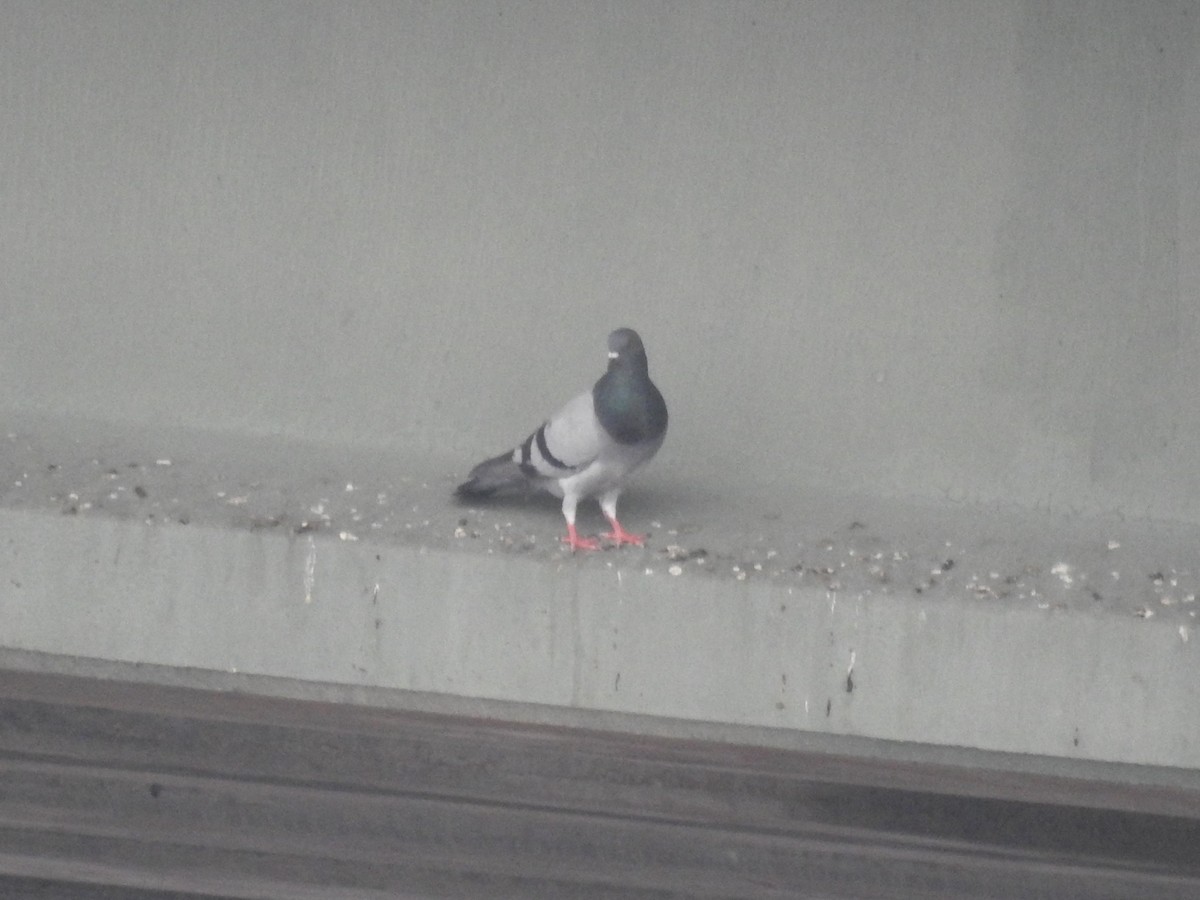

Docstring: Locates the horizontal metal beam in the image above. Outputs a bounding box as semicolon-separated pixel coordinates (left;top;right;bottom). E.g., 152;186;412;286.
0;669;1197;899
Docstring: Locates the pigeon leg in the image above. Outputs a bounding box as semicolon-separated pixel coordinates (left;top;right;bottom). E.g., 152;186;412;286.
561;494;601;551
599;490;645;546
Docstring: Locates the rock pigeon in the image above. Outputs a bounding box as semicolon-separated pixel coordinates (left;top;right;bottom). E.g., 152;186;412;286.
455;327;668;551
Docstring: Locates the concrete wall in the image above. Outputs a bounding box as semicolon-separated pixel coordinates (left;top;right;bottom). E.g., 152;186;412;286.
3;1;1199;521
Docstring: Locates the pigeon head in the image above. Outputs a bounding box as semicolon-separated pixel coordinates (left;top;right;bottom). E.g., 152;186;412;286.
606;328;648;372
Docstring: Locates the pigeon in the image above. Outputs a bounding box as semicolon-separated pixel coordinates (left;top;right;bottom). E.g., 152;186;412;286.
455;327;668;551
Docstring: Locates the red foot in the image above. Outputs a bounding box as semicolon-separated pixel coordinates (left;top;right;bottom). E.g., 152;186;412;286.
562;523;601;552
602;519;646;546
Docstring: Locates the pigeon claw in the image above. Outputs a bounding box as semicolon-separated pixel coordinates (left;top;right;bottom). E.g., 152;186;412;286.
563;524;602;552
602;519;646;547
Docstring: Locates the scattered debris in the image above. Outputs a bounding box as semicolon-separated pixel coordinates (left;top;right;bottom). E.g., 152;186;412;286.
663;544;707;562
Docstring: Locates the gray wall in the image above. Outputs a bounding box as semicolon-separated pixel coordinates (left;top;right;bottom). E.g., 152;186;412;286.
3;1;1198;522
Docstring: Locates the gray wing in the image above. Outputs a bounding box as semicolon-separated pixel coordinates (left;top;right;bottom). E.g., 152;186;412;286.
515;391;608;479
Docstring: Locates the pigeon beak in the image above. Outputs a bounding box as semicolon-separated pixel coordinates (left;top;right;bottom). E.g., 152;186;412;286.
608;351;619;359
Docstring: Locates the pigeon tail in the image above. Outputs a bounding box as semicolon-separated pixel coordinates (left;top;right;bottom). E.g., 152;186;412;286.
454;451;524;498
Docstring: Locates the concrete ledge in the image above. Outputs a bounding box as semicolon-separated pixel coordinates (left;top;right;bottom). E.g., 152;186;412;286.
1;415;1197;771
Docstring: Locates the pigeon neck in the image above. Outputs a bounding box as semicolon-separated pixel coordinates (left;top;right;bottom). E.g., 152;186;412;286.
593;362;665;445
